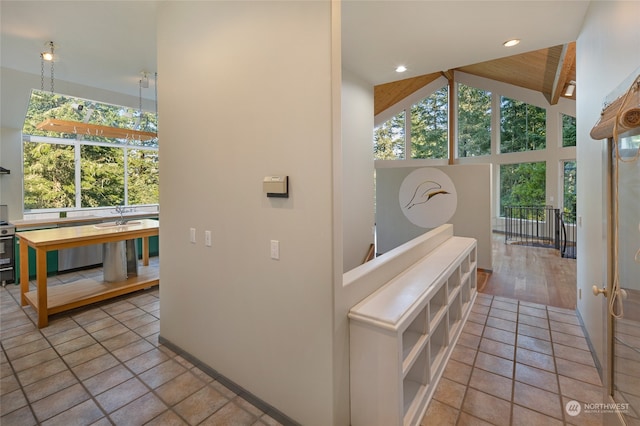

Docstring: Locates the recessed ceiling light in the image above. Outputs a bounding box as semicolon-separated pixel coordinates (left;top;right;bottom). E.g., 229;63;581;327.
503;39;520;47
395;65;407;73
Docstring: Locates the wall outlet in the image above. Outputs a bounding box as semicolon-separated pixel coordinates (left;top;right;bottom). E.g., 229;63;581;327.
205;230;212;247
270;240;280;260
190;228;196;244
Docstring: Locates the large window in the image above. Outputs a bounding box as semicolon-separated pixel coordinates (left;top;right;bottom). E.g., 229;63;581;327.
562;114;577;147
410;87;448;159
500;162;546;215
22;90;158;211
374;110;405;160
458;84;491;157
500;97;546;153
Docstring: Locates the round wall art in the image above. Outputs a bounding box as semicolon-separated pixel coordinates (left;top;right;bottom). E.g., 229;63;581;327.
399;167;457;228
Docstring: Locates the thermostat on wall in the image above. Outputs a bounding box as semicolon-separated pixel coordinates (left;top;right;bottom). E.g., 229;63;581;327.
263;176;289;198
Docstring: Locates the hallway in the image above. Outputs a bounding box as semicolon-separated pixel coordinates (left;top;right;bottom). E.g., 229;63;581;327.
421;293;604;425
0;240;608;425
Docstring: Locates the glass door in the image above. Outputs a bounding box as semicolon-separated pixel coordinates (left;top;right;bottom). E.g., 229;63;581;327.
609;133;640;423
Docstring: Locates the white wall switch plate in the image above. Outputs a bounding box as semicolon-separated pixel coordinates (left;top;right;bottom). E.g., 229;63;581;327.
205;230;212;247
270;240;280;260
190;228;196;244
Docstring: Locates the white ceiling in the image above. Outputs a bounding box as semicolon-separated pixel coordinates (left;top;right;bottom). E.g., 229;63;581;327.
1;1;590;99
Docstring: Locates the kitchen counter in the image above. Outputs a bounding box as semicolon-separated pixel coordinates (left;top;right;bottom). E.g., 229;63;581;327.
17;219;159;328
12;212;159;230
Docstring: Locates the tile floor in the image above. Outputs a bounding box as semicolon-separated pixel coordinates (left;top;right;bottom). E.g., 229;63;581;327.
1;265;607;425
0;260;284;426
421;292;606;426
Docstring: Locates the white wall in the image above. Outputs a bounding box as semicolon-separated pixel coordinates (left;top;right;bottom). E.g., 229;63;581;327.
576;0;640;371
157;2;344;425
375;163;493;270
0;67;153;220
342;69;375;272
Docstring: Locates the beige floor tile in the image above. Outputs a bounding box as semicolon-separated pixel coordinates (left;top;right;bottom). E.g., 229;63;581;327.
433;377;467;409
139;359;188;389
173;384;229;425
22;370;78;403
548;310;581;325
125;347;170;374
517;334;553;355
550;320;585;337
519;305;548;319
461;388;511;426
515;362;559;394
0;405;37;426
551;330;589;351
111;338;155;362
553;343;595;367
71;353;120;380
155;371;207;406
3;333;49;354
10;347;58;372
483;326;516;345
462;320;484;337
489;307;518;322
95;377;148;413
457;411;494;426
558;376;604;405
422;399;459;425
474;351;514;378
450;344;477;365
467;311;488;325
83;316;120;334
486;316;517;333
84;364;134;396
30;383;90;422
468;368;512;401
54;334;97;356
479;337;515;360
101;329;142;352
471;304;490;315
46;326;87;347
518;323;551;341
200;400;258;425
443;359;473;385
17;358;68;386
144;409;189;425
457;331;481;349
0;372;20;396
71;307;110;326
556;357;602;386
518;313;550;329
62;343;108;367
109;392;167;425
513;381;563;420
512;403;564;426
491;299;519;312
90;323;129;342
40;399;104;426
0;388;28;416
516;347;556;372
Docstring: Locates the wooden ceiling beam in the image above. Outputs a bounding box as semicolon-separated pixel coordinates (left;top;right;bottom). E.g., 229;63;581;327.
374;72;441;116
548;42;576;105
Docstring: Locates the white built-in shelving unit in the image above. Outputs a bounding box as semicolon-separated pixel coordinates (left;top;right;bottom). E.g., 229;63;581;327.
349;235;477;426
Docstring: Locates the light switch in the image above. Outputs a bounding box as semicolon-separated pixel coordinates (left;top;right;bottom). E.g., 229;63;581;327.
190;228;196;244
205;230;212;247
270;240;280;260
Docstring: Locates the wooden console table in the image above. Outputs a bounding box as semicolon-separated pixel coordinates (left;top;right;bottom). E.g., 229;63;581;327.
17;219;159;328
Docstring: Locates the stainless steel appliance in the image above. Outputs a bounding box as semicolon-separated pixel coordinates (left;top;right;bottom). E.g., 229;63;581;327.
0;205;16;286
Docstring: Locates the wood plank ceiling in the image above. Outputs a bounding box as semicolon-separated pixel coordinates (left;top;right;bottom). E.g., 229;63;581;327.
374;42;576;116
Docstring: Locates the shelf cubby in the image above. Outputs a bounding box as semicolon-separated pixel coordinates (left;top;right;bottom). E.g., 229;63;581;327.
348;228;477;426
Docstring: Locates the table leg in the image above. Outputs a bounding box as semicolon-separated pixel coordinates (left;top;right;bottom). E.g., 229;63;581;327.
142;237;149;266
19;238;29;306
35;248;48;328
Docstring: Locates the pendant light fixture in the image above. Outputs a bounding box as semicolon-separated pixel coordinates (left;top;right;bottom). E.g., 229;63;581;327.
40;41;55;93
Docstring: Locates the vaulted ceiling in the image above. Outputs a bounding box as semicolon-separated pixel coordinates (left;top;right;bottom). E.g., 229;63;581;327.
374;42;577;116
1;1;588;106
